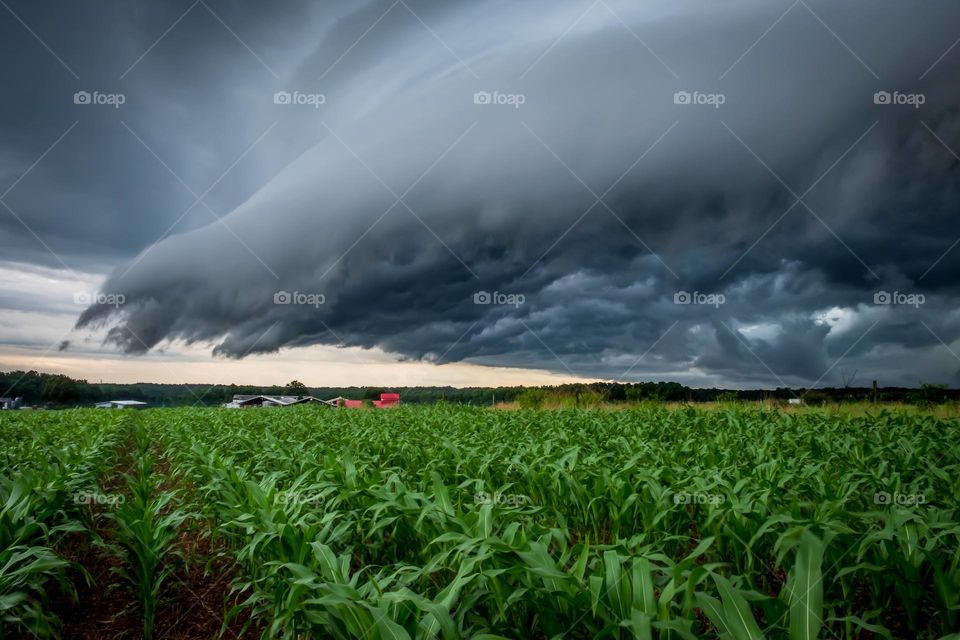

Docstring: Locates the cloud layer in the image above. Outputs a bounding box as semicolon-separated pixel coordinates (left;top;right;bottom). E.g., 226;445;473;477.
10;0;958;387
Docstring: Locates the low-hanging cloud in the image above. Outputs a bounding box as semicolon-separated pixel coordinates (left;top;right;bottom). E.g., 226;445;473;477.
77;0;960;387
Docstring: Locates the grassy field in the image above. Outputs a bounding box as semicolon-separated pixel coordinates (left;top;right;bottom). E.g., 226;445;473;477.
1;404;959;639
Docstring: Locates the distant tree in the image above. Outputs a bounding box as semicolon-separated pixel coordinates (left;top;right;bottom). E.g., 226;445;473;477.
284;380;309;396
913;383;948;406
40;374;85;405
516;389;546;409
607;383;626;402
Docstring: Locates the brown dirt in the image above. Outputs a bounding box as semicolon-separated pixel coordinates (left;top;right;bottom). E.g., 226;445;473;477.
53;528;135;639
53;425;261;639
54;436;138;639
151;442;261;638
152;524;260;640
55;531;258;639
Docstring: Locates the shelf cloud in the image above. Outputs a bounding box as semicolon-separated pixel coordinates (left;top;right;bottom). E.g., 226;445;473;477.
6;0;957;387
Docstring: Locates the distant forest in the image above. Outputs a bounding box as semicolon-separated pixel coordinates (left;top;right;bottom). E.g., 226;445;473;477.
0;370;957;408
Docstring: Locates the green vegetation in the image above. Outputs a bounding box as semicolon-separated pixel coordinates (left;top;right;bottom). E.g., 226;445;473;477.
0;410;122;637
106;421;190;640
4;369;959;408
1;404;958;638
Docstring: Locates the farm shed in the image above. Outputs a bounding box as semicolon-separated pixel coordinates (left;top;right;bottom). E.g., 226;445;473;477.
223;395;337;408
342;393;400;408
94;400;148;409
372;393;400;408
0;397;23;410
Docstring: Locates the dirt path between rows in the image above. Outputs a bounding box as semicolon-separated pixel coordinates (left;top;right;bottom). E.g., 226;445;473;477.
55;415;257;639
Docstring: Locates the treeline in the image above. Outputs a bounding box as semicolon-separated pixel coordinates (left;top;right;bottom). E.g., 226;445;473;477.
1;370;958;409
510;382;958;408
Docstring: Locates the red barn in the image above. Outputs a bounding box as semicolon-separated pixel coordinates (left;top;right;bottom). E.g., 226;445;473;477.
333;394;399;409
379;393;400;406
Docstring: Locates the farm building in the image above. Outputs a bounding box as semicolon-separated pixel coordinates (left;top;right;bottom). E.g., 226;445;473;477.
222;393;399;409
342;393;400;408
0;397;23;410
323;393;401;408
223;395;337;408
94;400;148;409
373;393;400;408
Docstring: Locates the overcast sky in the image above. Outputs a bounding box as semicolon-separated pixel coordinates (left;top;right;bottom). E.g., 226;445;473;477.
1;0;959;388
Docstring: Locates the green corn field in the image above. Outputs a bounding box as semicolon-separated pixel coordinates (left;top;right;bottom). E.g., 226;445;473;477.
1;404;958;639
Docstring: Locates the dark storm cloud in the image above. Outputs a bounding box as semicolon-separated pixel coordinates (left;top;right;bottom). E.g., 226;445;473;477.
0;0;338;269
7;0;959;387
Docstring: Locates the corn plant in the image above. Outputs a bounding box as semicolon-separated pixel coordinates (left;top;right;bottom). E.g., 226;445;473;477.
84;404;960;637
0;410;121;638
107;421;190;640
0;477;76;639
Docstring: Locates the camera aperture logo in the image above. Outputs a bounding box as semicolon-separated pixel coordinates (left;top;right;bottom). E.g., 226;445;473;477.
274;90;326;108
673;492;724;505
73;291;125;307
673;90;725;108
274;491;324;506
274;290;325;308
874;491;926;506
873;91;924;109
473;90;525;109
74;90;126;109
674;290;725;308
874;290;924;308
474;491;530;507
74;491;125;506
474;290;525;308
